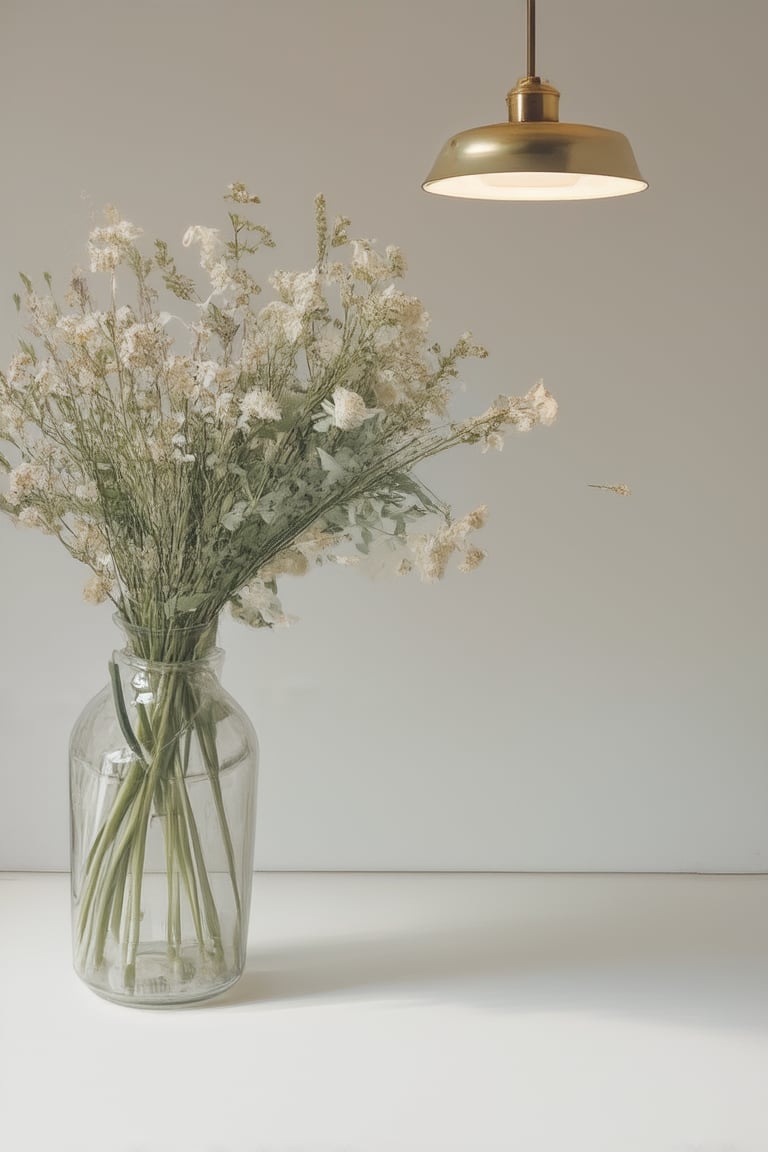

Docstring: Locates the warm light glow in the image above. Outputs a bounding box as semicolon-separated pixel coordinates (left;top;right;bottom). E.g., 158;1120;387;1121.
423;172;648;201
484;171;581;188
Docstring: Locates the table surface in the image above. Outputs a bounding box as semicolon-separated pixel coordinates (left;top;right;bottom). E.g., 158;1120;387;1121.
2;871;767;1152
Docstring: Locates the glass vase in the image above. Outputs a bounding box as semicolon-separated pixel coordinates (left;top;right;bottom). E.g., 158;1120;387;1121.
69;618;258;1007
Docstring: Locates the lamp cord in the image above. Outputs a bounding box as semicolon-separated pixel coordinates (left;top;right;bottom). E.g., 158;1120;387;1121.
526;0;536;77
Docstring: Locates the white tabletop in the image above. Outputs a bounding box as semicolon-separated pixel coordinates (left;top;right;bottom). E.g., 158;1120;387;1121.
2;871;767;1152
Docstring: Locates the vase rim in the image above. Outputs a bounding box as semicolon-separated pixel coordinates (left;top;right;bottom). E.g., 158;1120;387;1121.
113;613;220;664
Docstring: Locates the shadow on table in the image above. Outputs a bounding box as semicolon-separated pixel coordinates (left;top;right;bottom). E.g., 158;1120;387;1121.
204;875;768;1033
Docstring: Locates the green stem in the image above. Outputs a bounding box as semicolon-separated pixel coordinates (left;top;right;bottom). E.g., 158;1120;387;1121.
161;779;179;958
174;802;205;950
176;768;223;962
90;773;153;966
88;685;175;966
109;849;130;942
191;688;243;949
124;779;153;990
77;760;144;943
169;722;206;955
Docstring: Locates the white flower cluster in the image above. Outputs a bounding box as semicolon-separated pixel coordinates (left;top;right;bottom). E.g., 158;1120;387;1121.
89;213;142;273
476;380;558;452
240;387;282;425
314;386;380;433
0;187;556;631
407;506;488;583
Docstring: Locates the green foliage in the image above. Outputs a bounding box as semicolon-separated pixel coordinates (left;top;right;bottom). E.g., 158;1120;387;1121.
0;183;555;637
155;240;196;301
206;302;239;347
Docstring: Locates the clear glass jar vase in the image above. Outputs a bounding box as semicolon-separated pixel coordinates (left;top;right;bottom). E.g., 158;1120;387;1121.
69;618;258;1007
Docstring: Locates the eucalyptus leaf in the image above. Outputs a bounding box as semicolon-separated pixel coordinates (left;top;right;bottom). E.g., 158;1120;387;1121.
222;501;249;531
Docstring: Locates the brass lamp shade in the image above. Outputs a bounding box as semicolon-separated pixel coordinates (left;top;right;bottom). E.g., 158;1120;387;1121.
423;120;647;202
422;3;647;203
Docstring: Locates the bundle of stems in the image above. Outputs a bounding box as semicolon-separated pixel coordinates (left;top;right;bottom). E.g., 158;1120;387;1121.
74;623;244;990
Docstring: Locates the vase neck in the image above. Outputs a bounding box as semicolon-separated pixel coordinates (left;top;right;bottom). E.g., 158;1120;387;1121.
115;615;220;668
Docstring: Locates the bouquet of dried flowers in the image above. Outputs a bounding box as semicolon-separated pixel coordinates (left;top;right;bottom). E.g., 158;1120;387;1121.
0;184;556;996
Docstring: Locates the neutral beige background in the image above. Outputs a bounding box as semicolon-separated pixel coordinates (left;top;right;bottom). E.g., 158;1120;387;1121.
0;0;764;870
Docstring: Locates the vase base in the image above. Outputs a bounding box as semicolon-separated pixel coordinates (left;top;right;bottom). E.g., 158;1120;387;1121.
74;946;244;1008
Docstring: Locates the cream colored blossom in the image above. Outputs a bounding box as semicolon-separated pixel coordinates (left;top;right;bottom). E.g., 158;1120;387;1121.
56;312;106;352
458;546;486;573
208;260;235;296
214;392;237;422
350;240;394;283
293;527;341;561
33;359;64;397
258;301;303;344
454;332;488;360
227;182;260;204
182;225;220;270
527;379;558;425
25;291;58;332
481;432;505;453
119;319;169;369
313;326;343;366
408;506;488;583
232;581;294;628
8;462;49;505
378;285;430;336
0;402;24;434
329;386;380;431
462;506;487;532
409;531;454;583
113;304;134;329
218;366;239;392
75;481;99;503
259;548;309;580
194;360;223;391
75;365;100;395
326;260;354;306
30;437;58;464
88;218;142;273
17;507;51;531
70;519;111;566
89;247;117;273
271;269;325;316
240;387;282;424
7;351;34;388
240;331;270;371
385;245;407;278
82;572;114;604
165;355;198;401
501;381;558;433
372;369;399;408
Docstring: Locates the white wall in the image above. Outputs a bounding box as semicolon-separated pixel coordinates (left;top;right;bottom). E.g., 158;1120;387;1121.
0;0;765;871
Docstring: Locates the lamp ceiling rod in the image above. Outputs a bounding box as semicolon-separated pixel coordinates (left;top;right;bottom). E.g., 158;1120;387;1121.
527;0;536;78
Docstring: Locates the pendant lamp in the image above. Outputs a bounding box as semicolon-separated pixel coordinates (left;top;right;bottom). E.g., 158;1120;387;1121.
423;0;647;201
